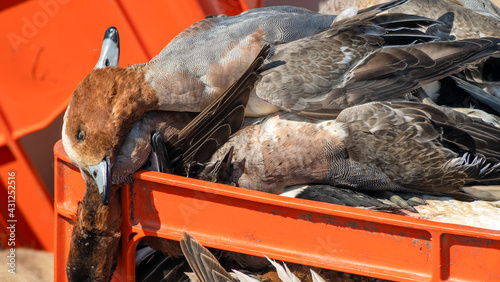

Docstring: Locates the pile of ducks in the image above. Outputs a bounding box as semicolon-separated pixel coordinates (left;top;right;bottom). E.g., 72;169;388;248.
62;0;500;281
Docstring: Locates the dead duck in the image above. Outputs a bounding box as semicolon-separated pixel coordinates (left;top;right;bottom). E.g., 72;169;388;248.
63;0;500;204
65;30;267;281
62;30;268;203
62;3;339;200
194;101;500;201
64;110;197;282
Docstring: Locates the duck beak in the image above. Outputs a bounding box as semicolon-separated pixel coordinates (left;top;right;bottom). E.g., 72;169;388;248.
94;26;120;69
88;157;112;205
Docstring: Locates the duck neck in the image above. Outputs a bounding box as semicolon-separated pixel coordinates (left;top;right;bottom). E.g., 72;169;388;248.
144;58;218;113
66;179;122;282
112;65;160;127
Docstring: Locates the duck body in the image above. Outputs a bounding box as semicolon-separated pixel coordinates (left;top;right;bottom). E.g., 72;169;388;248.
66;175;122;282
61;5;336;196
144;6;336;114
203;102;500;200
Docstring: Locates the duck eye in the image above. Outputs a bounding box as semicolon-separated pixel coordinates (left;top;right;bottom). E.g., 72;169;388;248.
76;129;86;142
105;59;110;67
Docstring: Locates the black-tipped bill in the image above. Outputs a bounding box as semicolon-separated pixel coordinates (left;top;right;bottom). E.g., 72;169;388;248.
94;26;120;69
88;157;111;205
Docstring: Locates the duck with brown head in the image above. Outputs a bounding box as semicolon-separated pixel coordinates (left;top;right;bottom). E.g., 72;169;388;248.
60;4;339;204
61;0;456;205
64;27;269;281
65;109;197;282
62;67;159;204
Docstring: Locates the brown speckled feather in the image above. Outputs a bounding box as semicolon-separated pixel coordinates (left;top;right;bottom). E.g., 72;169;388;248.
204;102;500;200
180;232;234;282
388;102;500;160
258;30;500;119
388;0;500;39
335;102;500;198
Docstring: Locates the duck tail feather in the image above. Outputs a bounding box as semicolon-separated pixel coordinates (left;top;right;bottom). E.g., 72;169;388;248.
180;232;234;282
359;0;410;14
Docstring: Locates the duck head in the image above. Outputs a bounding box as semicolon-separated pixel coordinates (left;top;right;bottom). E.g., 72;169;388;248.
62;27;158;204
62;67;159;204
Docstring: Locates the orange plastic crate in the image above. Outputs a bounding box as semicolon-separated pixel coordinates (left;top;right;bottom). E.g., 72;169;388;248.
54;140;500;281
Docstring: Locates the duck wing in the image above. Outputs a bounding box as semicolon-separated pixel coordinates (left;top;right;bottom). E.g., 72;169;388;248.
257;9;500;119
335;101;500;199
388;0;500;39
159;44;270;176
389;101;500;161
180;232;235;282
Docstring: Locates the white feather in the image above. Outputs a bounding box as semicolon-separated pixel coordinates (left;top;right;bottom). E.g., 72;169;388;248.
265;256;300;282
280;185;309;198
411;195;500;230
421;81;441;101
332;6;358;23
232;269;260;282
310;269;326;282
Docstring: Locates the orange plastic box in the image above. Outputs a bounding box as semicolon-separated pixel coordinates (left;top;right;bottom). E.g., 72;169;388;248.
54;140;500;282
